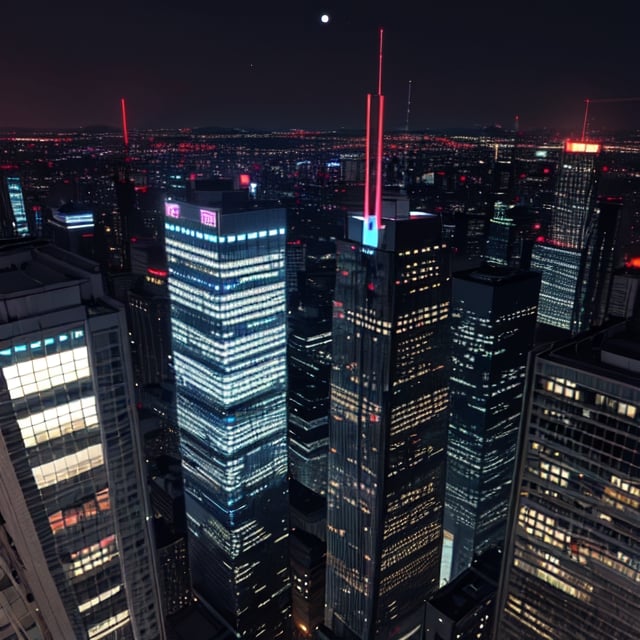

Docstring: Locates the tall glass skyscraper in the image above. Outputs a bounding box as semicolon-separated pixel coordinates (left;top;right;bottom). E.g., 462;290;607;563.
442;266;539;583
325;212;451;639
533;141;601;334
495;319;640;639
0;174;30;238
0;241;164;639
164;199;290;638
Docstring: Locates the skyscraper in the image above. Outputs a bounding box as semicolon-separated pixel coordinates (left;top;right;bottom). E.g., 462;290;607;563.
0;173;30;238
0;240;164;639
532;140;602;334
324;211;451;639
442;265;539;582
164;198;290;638
325;31;450;638
495;319;640;639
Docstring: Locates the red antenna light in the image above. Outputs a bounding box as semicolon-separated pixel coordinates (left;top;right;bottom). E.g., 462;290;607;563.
121;98;129;149
377;27;384;96
364;93;372;217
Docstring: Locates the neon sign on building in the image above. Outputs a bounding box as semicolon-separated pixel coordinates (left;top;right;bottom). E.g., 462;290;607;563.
200;209;217;228
165;203;181;218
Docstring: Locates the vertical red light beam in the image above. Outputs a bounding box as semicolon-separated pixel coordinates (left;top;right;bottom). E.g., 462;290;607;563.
364;93;372;218
377;28;384;95
581;98;590;142
374;95;384;228
374;28;384;229
121;98;129;149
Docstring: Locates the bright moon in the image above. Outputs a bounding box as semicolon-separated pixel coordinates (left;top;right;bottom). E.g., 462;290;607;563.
321;14;330;24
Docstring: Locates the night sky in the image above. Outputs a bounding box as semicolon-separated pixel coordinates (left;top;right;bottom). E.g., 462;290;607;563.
2;1;640;133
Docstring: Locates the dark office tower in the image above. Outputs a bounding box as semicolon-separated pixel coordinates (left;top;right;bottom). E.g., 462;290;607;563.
113;166;136;272
581;195;624;328
532;140;601;334
325;212;451;640
442;266;540;583
484;203;542;270
288;263;333;637
164;199;290;638
607;261;640;319
47;203;96;260
0;174;30;238
153;522;191;617
288;244;336;498
425;547;501;640
0;241;164;639
127;267;173;388
494;319;640;640
484;202;514;266
290;528;326;637
288;317;332;496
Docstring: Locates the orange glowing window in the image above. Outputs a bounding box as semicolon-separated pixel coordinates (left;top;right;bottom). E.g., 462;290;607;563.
48;488;111;534
626;256;640;269
564;140;601;153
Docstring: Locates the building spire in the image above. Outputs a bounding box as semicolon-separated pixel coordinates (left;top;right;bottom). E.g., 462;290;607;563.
363;28;385;247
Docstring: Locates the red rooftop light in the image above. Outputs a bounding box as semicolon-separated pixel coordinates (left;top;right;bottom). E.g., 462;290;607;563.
147;268;168;278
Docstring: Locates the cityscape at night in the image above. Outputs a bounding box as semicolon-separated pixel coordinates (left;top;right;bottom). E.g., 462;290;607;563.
1;5;640;640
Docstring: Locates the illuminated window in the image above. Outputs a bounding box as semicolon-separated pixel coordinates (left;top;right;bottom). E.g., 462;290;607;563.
32;443;104;489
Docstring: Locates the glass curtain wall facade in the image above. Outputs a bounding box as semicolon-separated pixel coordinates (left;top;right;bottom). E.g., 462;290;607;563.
165;201;290;638
0;175;30;238
0;243;164;640
534;141;600;334
325;213;451;639
495;321;640;639
443;267;539;582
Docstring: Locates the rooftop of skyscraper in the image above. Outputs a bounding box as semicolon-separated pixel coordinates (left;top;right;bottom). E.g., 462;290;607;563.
428;547;502;622
547;318;640;380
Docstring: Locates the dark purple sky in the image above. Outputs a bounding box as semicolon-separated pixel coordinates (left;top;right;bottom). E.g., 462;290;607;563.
2;1;639;133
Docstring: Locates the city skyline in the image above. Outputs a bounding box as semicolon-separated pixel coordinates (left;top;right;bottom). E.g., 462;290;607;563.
3;1;640;133
0;95;640;638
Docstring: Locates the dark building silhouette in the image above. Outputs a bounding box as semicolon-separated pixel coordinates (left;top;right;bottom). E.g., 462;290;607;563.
484;202;544;270
46;202;96;260
442;266;540;582
290;528;326;637
325;211;451;639
425;547;501;640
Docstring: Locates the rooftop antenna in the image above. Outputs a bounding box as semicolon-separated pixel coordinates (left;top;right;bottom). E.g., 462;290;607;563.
405;80;413;133
581;98;590;141
363;28;385;247
580;96;640;141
